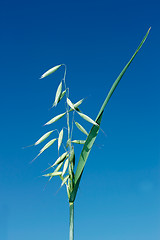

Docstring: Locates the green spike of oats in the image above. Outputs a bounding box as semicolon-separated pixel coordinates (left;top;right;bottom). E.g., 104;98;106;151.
54;162;64;172
62;158;69;176
43;162;64;181
40;64;62;79
69;147;75;166
53;81;62;107
66;139;71;148
68;98;84;113
77;112;98;126
35;130;54;146
71;140;86;144
74;98;84;109
67;98;75;110
42;159;64;173
75;122;88;136
40;138;57;154
52;152;68;167
32;138;57;162
43;171;62;178
30;28;150;240
61;175;69;187
44;112;66;126
52;89;66;107
58;129;64;152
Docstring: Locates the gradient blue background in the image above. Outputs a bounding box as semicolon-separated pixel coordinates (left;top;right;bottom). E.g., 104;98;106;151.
0;0;159;239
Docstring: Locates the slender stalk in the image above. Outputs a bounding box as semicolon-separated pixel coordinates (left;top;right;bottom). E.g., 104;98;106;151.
63;64;72;153
69;202;74;240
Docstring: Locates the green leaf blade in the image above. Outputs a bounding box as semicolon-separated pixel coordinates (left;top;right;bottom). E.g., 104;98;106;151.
69;28;151;203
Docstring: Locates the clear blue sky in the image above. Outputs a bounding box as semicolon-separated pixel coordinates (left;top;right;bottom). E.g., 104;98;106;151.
0;0;159;239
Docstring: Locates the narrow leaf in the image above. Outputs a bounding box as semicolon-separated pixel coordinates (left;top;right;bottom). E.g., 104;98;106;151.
77;112;98;126
69;28;151;203
58;129;63;152
44;112;66;125
53;81;62;107
75;122;88;136
40;64;62;79
35;131;53;145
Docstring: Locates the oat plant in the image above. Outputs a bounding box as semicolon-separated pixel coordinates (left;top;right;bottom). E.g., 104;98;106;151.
30;28;150;240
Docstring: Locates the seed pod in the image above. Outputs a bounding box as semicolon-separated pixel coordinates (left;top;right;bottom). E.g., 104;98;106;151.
77;112;98;126
75;122;88;136
35;131;54;146
69;147;75;167
62;158;69;176
32;138;57;162
40;64;62;79
53;81;62;107
44;112;66;125
71;140;86;144
68;98;84;113
58;129;63;152
43;171;62;177
66;139;71;148
67;98;75;110
74;98;84;109
61;175;69;187
52;152;68;167
54;162;64;172
40;138;57;154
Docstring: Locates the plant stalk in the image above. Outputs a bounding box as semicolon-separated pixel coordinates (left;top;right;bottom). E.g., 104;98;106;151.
69;202;74;240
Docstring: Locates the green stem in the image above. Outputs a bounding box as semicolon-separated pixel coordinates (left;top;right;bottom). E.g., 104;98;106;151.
69;202;74;240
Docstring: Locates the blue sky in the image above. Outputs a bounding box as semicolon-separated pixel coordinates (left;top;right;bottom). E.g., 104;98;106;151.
0;0;160;239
